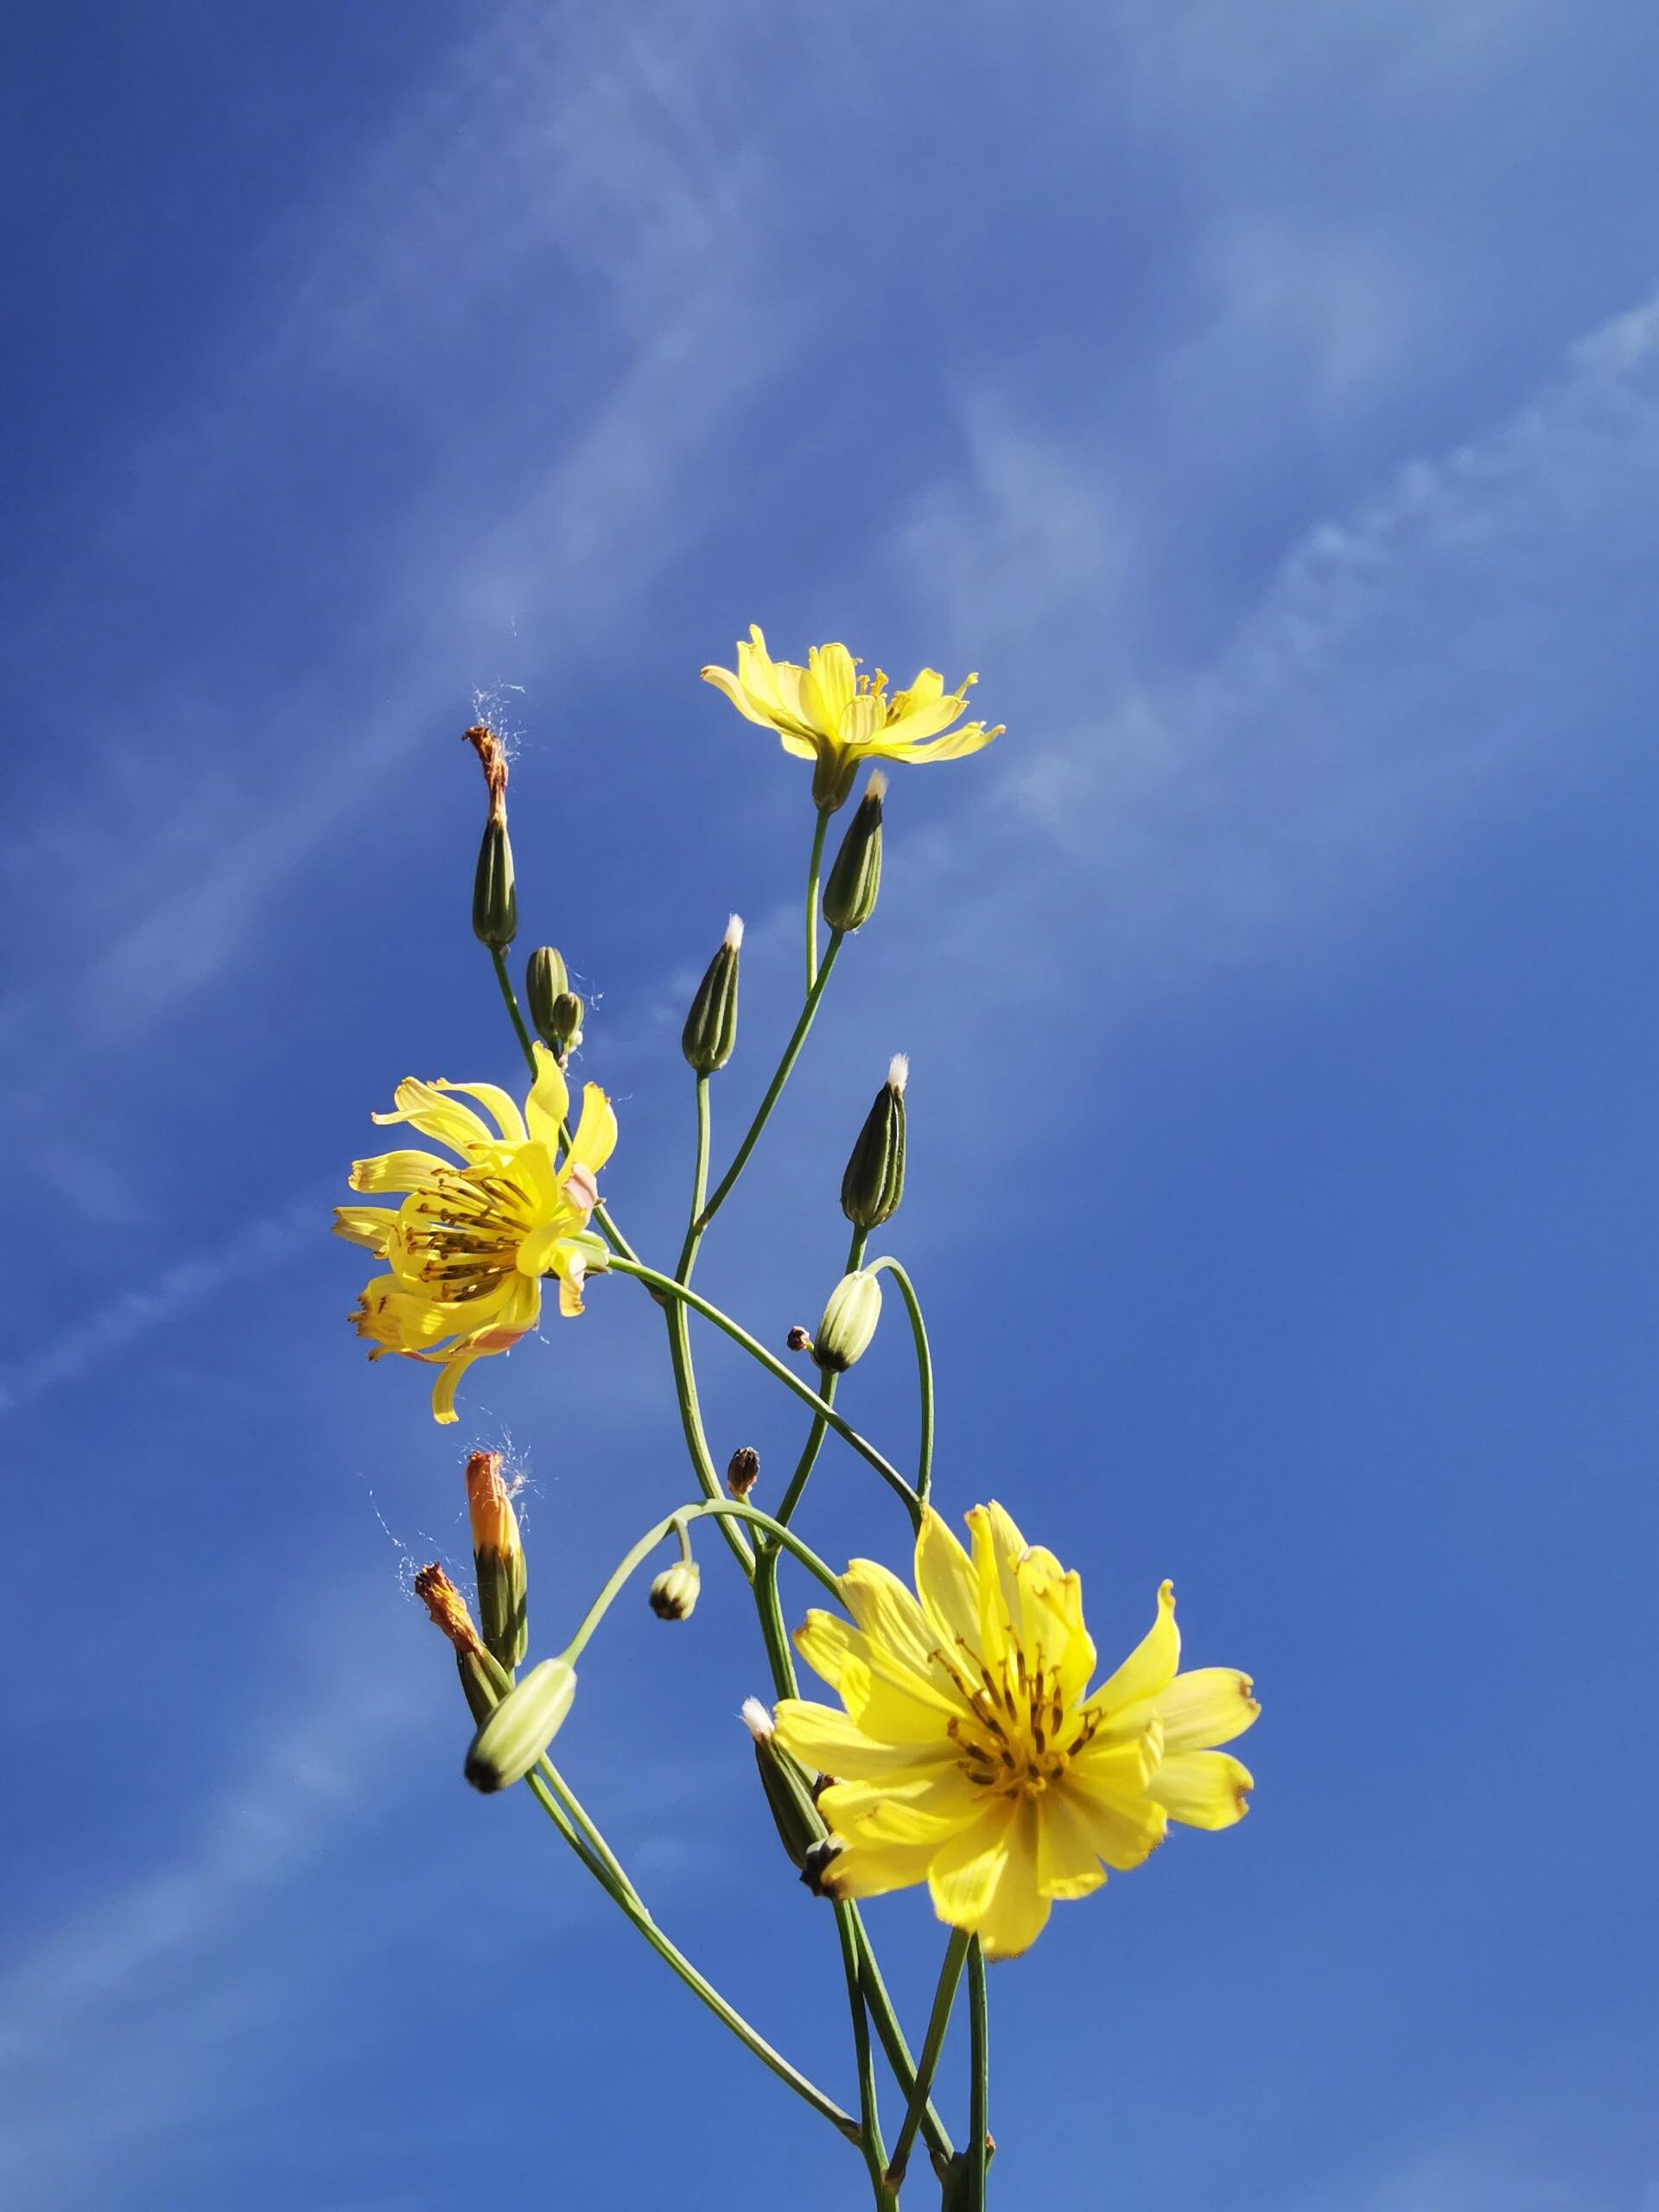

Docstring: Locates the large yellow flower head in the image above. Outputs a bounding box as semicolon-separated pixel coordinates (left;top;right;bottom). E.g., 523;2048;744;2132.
702;626;1004;810
772;1502;1258;1961
334;1044;616;1425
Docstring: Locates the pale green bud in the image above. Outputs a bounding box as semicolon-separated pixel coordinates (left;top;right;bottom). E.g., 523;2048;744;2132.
524;947;569;1048
822;772;885;931
649;1560;702;1621
550;989;585;1054
841;1054;907;1229
741;1699;827;1872
472;816;518;949
682;916;742;1073
464;1657;576;1793
812;1268;883;1373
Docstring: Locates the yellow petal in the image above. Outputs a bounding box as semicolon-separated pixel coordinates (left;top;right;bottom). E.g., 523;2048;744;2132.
1085;1580;1180;1724
430;1350;480;1424
1156;1668;1260;1753
564;1082;618;1175
772;1700;950;1783
1035;1789;1109;1902
819;1833;940;1903
839;1560;940;1682
1148;1751;1254;1830
803;642;856;730
347;1148;453;1194
929;1800;1052;1960
913;1508;984;1661
524;1044;570;1151
332;1205;396;1254
701;658;779;728
1060;1751;1168;1871
877;721;1002;765
430;1078;527;1146
793;1611;961;1743
818;1762;981;1843
373;1078;499;1160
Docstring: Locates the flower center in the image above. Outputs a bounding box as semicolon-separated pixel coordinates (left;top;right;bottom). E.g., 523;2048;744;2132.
398;1166;537;1301
934;1639;1100;1802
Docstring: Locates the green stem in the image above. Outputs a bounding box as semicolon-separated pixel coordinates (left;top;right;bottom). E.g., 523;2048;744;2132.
519;1767;859;2143
491;948;539;1077
607;1259;921;1527
885;1929;970;2190
833;1901;897;2206
867;1258;935;1502
854;1919;954;2171
805;805;830;993
560;1498;844;1666
695;931;843;1236
665;1072;753;1575
968;1940;989;2209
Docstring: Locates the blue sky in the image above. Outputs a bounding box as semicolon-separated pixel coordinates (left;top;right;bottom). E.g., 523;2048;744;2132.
3;3;1656;2205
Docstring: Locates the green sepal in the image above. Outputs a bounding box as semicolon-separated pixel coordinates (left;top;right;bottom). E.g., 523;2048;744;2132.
472;817;518;949
822;781;884;931
840;1071;906;1228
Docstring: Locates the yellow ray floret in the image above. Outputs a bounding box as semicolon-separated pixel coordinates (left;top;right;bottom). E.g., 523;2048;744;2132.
701;626;1003;810
772;1502;1258;1961
334;1044;616;1424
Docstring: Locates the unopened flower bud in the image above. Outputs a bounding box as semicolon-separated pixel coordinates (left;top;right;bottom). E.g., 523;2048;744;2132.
682;916;742;1073
464;1656;576;1793
741;1700;829;1872
727;1446;760;1498
649;1560;702;1621
799;1837;844;1897
472;816;518;949
812;1268;883;1373
841;1054;908;1229
822;772;886;932
524;946;569;1048
465;1450;527;1672
550;989;585;1055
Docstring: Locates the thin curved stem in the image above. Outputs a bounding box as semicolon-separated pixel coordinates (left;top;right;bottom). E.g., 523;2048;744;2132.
664;1072;752;1574
868;1258;935;1503
519;1767;859;2142
695;931;843;1236
560;1498;844;1667
968;1939;989;2209
606;1258;921;1527
854;1919;954;2171
805;805;830;992
885;1929;969;2189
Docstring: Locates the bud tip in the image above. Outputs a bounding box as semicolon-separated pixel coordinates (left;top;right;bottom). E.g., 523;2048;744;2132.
887;1052;909;1093
741;1697;775;1743
724;912;745;950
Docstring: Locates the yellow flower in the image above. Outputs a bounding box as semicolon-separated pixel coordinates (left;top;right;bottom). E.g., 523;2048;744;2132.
772;1502;1258;1960
334;1044;616;1424
701;626;1004;809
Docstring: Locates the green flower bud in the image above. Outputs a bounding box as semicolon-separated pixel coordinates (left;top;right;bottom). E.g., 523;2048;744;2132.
649;1560;702;1621
550;989;585;1055
682;916;742;1073
466;1449;527;1672
464;1657;576;1793
812;1268;883;1374
472;815;518;949
840;1055;908;1229
822;772;885;931
741;1699;827;1871
456;1647;498;1729
524;946;569;1048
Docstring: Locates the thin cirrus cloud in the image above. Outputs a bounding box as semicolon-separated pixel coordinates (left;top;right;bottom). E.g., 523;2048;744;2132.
8;286;1656;1420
